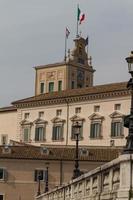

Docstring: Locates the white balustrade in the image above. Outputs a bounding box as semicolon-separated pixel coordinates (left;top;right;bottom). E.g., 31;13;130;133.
36;154;133;200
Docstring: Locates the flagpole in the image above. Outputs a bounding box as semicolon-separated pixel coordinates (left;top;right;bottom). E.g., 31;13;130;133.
64;31;67;61
76;4;79;37
87;35;89;59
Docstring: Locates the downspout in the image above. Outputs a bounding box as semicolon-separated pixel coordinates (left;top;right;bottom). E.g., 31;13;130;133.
65;99;69;146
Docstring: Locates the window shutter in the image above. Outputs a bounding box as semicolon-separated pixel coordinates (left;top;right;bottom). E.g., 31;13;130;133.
90;123;94;138
4;169;8;181
52;126;55;140
111;122;114;137
34;170;38;181
35;128;38;141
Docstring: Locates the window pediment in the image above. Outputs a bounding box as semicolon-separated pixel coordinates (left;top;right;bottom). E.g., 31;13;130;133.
34;118;47;125
109;111;125;119
51;117;65;123
70;115;85;122
88;113;104;121
20;119;33;126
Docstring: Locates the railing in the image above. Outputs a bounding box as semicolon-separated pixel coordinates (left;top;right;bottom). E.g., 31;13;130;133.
36;154;133;200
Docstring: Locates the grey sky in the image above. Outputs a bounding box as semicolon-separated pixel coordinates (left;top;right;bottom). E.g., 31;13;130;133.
0;0;133;107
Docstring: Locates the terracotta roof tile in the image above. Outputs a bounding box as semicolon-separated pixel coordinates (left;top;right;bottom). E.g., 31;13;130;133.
12;82;128;106
0;146;122;162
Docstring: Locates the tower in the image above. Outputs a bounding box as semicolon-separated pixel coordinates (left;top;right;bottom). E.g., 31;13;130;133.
35;36;95;95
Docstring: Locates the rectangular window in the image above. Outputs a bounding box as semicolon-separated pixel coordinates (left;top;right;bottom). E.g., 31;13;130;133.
38;111;44;118
75;107;81;114
1;135;8;145
0;168;6;180
111;121;122;137
49;82;54;92
71;125;83;140
58;81;62;91
56;109;62;116
35;127;45;142
94;105;100;112
40;82;45;94
52;126;63;140
24;113;29;119
0;195;4;200
114;104;121;111
23;128;30;142
71;81;75;89
90;123;101;138
34;169;45;182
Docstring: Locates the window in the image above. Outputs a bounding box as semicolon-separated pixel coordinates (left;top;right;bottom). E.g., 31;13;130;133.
1;135;8;145
35;127;45;142
34;169;45;182
114;104;121;111
23;127;30;142
71;124;83;140
56;109;62;116
75;107;81;114
0;168;6;180
111;121;123;137
24;113;29;120
38;111;44;119
40;82;45;94
0;195;4;200
94;105;100;112
49;82;54;92
58;81;62;91
71;81;75;89
90;122;101;138
52;125;63;140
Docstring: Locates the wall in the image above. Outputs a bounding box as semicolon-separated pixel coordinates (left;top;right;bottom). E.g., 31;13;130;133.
17;95;130;147
0;158;105;200
0;111;17;145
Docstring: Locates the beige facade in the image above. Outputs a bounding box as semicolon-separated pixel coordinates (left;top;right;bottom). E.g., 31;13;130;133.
0;82;130;147
0;145;117;200
12;82;129;147
0;107;17;145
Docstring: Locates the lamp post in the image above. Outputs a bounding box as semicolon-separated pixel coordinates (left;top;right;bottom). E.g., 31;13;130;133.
123;51;133;153
72;121;82;179
44;163;49;193
37;171;42;196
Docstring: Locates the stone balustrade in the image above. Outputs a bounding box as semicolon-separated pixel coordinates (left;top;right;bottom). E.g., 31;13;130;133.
36;154;133;200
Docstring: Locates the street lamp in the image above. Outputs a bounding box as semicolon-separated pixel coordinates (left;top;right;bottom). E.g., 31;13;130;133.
123;51;133;153
44;163;49;193
72;121;82;179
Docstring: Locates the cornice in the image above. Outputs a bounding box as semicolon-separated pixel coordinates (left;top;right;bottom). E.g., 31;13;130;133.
14;89;130;109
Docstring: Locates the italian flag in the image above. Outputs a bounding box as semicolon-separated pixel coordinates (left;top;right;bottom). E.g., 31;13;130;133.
77;7;85;24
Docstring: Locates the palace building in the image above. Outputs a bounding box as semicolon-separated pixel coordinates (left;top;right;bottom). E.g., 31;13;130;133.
0;36;130;147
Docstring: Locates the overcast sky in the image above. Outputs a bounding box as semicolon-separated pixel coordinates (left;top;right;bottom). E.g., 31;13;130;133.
0;0;133;107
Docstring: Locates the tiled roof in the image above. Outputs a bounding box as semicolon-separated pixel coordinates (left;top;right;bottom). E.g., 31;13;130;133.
12;82;129;107
0;106;17;112
0;145;122;162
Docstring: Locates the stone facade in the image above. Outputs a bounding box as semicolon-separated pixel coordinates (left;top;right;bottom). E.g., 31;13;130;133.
0;82;130;147
36;154;133;200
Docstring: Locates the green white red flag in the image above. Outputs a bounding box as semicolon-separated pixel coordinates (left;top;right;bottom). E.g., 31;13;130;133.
77;7;85;24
